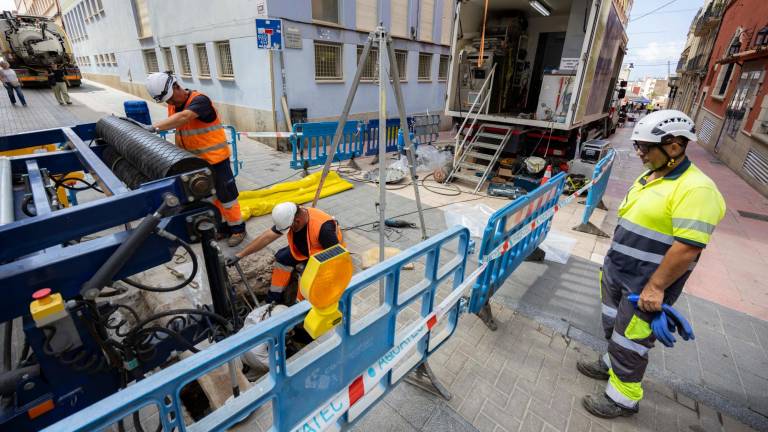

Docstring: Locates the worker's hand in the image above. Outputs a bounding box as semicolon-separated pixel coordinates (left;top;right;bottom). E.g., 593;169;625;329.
141;123;159;134
637;285;664;312
224;253;241;267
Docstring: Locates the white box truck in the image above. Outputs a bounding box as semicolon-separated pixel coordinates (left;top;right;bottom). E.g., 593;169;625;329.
445;0;632;159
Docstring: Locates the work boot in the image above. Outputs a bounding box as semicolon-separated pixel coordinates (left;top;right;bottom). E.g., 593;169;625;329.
576;357;609;380
228;231;246;247
582;392;638;419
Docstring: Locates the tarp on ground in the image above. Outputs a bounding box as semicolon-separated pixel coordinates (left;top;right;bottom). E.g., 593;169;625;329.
238;171;354;220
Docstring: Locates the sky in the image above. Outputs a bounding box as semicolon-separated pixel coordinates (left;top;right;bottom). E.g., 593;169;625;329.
624;0;705;80
0;0;13;13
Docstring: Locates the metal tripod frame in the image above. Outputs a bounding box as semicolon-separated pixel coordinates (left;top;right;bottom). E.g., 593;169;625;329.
310;27;428;247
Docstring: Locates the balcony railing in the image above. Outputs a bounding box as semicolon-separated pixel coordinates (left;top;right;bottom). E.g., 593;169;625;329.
694;1;726;36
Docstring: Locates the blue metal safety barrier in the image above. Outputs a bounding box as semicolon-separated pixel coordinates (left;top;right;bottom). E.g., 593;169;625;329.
364;118;409;156
573;149;616;237
290;121;365;169
468;173;567;313
158;125;242;177
410;114;440;146
44;226;471;432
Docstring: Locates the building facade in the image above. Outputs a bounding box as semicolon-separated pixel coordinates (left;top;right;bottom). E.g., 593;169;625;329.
13;0;63;26
668;0;725;118
59;0;453;133
695;0;768;196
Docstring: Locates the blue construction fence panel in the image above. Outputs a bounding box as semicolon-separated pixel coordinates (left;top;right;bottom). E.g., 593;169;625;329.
410;114;440;146
468;173;567;313
364;117;412;156
290;121;365;169
581;149;616;225
44;226;471;432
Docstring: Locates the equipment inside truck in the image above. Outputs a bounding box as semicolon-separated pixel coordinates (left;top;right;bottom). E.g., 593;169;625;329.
449;0;626;127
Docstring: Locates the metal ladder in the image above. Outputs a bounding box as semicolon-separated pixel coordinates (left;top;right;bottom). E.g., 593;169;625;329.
446;123;513;193
453;64;496;164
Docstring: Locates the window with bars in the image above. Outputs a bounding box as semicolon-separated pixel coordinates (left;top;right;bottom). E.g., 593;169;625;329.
314;42;343;81
356;45;379;81
195;44;211;78
438;54;449;81
110;53;117;66
162;47;174;72
393;50;407;81
133;0;152;38
418;53;432;81
177;46;192;77
143;49;159;73
215;41;235;78
95;0;104;13
312;0;340;24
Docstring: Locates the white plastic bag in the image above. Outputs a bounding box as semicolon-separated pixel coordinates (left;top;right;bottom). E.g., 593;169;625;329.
539;230;577;264
443;203;496;238
415;145;452;172
240;304;288;369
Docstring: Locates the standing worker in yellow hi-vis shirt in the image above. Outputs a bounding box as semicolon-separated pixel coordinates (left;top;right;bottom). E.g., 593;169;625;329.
577;110;726;419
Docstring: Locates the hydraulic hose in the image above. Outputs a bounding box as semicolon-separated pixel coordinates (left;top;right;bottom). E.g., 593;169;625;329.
122;232;198;293
80;194;179;299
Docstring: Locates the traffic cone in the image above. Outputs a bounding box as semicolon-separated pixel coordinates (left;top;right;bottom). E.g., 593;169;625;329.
540;165;552;185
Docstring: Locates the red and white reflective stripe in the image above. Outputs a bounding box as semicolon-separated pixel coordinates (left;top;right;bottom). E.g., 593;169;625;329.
291;264;487;432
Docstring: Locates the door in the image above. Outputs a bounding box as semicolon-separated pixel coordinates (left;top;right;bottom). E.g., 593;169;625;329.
526;32;566;113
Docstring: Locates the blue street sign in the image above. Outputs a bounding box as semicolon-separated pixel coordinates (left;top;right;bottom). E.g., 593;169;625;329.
256;18;283;50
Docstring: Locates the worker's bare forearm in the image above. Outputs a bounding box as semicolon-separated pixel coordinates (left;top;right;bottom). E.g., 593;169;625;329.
153;110;197;131
236;230;280;258
645;241;702;292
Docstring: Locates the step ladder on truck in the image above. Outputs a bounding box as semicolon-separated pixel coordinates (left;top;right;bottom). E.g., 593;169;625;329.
446;123;514;193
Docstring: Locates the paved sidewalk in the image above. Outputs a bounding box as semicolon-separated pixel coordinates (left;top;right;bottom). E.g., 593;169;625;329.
3;81;761;431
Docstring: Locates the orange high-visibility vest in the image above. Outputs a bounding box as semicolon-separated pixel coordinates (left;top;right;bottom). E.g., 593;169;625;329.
168;90;230;164
286;208;344;261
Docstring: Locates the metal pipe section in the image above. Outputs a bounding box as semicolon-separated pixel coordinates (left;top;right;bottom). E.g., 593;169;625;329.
198;221;234;323
0;157;13;226
95;116;209;180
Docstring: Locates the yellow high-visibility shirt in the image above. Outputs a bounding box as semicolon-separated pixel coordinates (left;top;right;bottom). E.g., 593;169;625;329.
603;158;726;298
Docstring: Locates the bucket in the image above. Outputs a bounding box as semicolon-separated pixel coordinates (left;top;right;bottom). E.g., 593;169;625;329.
123;100;152;125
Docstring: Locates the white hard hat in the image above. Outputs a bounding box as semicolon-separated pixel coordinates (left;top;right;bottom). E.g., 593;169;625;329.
145;71;177;103
272;202;298;233
632;109;697;143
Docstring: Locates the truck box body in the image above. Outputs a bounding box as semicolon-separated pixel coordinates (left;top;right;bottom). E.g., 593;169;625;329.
445;0;631;133
0;11;81;87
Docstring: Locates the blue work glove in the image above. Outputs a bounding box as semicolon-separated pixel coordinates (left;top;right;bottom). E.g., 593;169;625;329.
626;294;694;348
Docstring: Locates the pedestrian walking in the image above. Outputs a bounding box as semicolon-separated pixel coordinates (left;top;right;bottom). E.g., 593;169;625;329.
577;110;726;419
50;64;72;105
143;72;246;246
0;61;27;106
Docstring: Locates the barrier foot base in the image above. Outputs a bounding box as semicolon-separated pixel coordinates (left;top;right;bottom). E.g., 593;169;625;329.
347;157;362;171
525;247;546;262
577;199;608;211
405;362;452;400
477;303;498;331
371;154;379;165
573;222;610;238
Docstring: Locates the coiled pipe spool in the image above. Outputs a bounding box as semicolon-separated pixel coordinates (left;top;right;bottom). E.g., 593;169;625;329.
100;146;150;189
95;116;209;180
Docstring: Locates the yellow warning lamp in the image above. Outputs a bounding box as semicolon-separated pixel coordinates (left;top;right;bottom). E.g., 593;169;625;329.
300;245;354;339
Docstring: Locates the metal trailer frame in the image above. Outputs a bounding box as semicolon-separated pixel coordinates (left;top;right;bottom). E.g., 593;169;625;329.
0;123;224;432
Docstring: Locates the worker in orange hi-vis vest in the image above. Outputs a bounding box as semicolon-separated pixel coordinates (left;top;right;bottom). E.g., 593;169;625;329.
224;202;344;305
144;72;246;246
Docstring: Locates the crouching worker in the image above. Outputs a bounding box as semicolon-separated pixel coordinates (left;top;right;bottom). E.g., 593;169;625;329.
225;202;344;304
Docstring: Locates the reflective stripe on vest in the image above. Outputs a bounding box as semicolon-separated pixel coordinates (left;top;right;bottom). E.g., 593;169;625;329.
287;207;344;261
168;90;230;164
177;124;224;137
